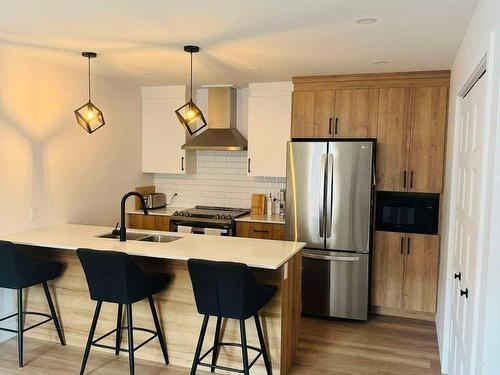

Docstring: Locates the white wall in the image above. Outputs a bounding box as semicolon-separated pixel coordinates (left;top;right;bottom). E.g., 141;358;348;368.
437;0;500;373
0;46;152;341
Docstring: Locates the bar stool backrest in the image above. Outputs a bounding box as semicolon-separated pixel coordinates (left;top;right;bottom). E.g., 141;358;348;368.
77;248;146;304
0;241;38;289
187;259;261;319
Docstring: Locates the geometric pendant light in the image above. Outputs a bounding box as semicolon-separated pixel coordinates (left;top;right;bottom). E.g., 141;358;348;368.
74;52;105;134
175;45;207;136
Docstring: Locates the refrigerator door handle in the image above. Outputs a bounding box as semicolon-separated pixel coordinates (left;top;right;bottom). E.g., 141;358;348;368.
326;153;334;238
303;253;360;262
319;153;327;238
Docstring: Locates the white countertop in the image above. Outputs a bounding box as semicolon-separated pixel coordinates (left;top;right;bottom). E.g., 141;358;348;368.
236;214;286;225
0;224;304;270
126;207;186;216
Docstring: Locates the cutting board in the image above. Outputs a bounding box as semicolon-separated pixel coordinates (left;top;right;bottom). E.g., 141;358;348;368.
134;185;155;209
251;194;266;215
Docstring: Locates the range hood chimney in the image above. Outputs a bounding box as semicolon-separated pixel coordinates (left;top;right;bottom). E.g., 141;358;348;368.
182;86;247;151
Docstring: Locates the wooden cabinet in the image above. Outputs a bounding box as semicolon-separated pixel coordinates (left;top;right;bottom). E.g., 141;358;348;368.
407;87;448;193
247;82;293;177
376;88;409;191
372;231;439;315
376;86;447;193
291;88;378;138
292;72;449;193
333;88;379;137
127;214;171;231
141;86;189;174
236;221;285;240
403;233;440;313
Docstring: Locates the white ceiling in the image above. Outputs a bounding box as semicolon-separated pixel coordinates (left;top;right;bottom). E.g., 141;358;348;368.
1;0;477;86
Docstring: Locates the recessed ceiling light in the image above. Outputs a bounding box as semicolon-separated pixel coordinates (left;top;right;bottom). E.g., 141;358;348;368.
247;67;261;72
355;17;378;25
373;60;389;65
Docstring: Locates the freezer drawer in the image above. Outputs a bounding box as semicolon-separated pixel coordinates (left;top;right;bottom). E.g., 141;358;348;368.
302;250;369;320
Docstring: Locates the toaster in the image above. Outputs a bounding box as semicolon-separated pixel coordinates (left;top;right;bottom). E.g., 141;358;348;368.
142;193;166;209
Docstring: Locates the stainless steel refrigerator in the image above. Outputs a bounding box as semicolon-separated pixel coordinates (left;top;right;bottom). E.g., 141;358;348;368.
285;139;376;320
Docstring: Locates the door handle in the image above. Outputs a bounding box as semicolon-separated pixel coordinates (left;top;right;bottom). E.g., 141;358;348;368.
325;153;334;238
328;118;333;135
403;171;407;188
410;171;414;188
319;153;327;238
460;288;469;298
400;237;404;254
303;253;360;262
181;156;184;171
248;158;251;173
407;237;411;255
334;118;339;135
454;272;462;281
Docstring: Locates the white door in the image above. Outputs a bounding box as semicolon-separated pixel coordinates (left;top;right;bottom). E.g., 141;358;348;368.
449;73;486;375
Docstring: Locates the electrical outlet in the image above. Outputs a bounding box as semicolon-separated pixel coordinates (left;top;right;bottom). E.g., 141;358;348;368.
30;207;39;221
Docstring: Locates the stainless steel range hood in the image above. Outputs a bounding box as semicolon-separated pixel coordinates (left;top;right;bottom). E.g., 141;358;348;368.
182;86;247;151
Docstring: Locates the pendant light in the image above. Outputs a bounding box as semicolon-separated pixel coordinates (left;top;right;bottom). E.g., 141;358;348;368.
74;52;105;134
175;45;207;136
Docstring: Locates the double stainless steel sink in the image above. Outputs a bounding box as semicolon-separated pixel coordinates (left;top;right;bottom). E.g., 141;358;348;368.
96;232;181;243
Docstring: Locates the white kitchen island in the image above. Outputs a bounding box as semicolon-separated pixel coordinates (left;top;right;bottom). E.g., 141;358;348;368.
0;224;305;375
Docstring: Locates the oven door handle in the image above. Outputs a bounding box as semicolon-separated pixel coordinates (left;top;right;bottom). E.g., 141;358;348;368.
191;227;228;235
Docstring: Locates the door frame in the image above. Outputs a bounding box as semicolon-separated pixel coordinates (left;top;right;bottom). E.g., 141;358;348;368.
439;29;500;374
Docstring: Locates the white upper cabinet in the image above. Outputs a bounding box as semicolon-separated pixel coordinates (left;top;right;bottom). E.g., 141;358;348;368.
141;86;187;174
247;82;293;177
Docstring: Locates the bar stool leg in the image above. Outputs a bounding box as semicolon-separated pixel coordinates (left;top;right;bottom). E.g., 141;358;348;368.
255;314;272;375
210;316;222;372
17;288;23;368
191;315;209;375
43;282;65;346
115;304;123;355
80;301;102;375
240;319;250;375
148;296;169;366
127;304;135;375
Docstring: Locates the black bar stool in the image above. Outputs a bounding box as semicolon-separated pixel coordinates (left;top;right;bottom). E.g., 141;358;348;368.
187;259;277;375
77;248;170;375
0;240;65;368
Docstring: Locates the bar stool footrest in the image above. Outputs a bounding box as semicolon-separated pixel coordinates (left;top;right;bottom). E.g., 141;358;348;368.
0;312;53;334
91;326;158;353
197;342;263;373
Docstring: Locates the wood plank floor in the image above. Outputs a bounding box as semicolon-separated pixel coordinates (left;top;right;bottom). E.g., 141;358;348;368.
0;315;441;374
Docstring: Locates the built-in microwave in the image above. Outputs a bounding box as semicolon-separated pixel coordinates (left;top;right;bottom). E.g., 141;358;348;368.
375;191;440;234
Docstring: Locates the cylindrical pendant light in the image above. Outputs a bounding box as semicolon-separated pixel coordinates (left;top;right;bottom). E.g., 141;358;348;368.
175;45;207;135
74;52;105;134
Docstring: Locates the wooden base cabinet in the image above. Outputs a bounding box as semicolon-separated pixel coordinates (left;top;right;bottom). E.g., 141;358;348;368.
127;214;171;231
236;222;285;240
372;231;439;317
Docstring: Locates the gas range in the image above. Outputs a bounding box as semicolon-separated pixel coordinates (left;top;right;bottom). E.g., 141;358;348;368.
170;206;250;235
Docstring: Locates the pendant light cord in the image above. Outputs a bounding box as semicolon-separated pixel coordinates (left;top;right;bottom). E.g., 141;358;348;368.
88;56;91;102
190;51;193;101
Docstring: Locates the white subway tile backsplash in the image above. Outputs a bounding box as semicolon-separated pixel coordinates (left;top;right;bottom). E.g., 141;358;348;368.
154;151;285;208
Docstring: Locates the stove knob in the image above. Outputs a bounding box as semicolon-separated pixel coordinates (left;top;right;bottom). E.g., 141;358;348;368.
173;211;178;216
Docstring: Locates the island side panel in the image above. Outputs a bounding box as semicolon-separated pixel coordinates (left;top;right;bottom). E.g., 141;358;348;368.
280;251;302;374
20;247;287;375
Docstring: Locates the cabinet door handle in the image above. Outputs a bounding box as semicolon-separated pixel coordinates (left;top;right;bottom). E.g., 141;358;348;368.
460;288;469;298
181;157;184;171
410;171;414;188
407;237;411;255
403;171;407;188
252;229;269;233
454;272;462;281
400;237;404;254
328;118;333;135
248;158;251;173
334;118;339;135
